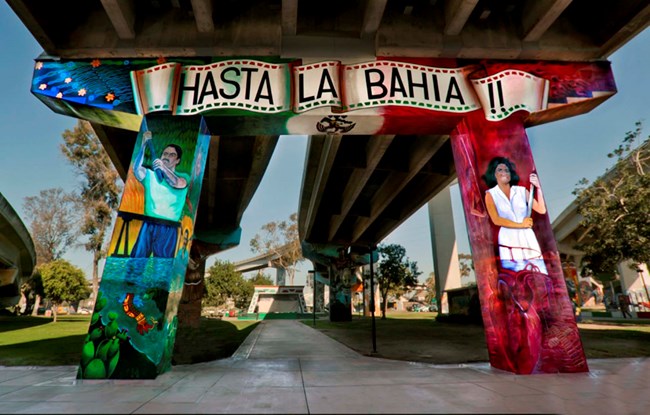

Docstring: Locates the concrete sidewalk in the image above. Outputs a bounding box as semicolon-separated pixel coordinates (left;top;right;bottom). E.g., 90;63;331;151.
0;320;648;414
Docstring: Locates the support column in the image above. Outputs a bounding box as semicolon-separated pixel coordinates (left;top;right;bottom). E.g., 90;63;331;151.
78;115;210;379
330;266;352;321
450;111;588;374
428;184;462;314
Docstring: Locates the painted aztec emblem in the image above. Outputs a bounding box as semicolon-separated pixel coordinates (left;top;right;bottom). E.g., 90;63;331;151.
316;115;356;133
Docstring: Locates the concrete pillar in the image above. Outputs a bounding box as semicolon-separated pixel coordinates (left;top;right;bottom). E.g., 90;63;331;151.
78;115;210;379
427;184;462;314
449;111;587;374
329;266;352;321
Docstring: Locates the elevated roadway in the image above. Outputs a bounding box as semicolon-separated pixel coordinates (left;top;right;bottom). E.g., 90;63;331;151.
6;0;648;308
0;193;36;308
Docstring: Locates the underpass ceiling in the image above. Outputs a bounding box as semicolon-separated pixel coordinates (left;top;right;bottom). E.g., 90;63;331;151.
7;0;648;262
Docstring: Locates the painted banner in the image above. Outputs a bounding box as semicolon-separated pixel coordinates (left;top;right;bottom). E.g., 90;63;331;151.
130;60;549;122
31;58;615;135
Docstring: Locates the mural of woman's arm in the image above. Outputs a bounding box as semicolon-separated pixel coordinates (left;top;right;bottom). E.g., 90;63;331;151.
528;173;546;215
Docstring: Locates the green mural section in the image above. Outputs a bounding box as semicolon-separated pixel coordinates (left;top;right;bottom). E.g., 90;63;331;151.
78;116;210;379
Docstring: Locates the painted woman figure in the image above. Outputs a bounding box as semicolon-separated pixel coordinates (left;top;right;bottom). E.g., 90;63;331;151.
482;156;547;275
482;156;549;374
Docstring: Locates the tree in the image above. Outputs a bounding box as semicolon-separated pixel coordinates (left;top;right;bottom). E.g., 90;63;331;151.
20;269;45;316
249;271;274;286
60;120;122;295
572;121;650;276
203;260;254;309
376;243;421;319
249;212;303;285
424;271;436;305
22;187;78;316
23;188;78;266
458;253;475;285
40;259;90;322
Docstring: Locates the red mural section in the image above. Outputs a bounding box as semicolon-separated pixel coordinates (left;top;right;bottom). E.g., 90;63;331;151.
450;111;588;374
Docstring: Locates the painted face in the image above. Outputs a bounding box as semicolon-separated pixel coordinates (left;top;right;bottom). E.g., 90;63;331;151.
161;146;180;170
495;163;511;184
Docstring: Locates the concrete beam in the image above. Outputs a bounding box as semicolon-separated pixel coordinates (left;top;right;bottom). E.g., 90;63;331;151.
328;135;395;240
361;0;387;39
191;0;214;33
302;135;343;240
522;0;572;42
100;0;136;40
351;135;448;243
282;0;299;36
598;2;650;58
444;0;479;36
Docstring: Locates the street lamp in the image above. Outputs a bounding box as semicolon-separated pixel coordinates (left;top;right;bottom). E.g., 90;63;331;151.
637;267;650;310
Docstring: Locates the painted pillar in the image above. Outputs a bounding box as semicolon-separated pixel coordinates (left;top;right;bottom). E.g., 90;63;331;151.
450;110;588;374
330;266;352;321
314;272;326;313
78;115;210;379
428;185;462;314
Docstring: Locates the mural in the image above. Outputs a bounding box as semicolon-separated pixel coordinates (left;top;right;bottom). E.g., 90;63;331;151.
78;116;210;379
450;111;588;374
27;56;613;377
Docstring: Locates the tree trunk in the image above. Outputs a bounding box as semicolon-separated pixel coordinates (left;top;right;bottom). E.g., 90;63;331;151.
177;255;207;329
92;251;100;296
31;295;41;316
52;303;58;322
381;289;388;319
174;251;207;364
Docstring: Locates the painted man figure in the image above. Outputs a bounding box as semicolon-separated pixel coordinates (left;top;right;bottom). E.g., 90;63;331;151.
131;130;189;258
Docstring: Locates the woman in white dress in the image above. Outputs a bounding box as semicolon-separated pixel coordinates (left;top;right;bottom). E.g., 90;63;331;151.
482;156;550;374
482;157;547;274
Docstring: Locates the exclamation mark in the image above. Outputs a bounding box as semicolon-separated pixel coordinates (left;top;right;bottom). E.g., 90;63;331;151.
496;80;505;113
487;80;505;115
488;82;495;114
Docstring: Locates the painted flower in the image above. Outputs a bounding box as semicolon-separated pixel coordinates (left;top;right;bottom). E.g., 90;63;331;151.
91;59;101;68
38;83;47;90
105;92;115;102
34;62;43;70
64;77;72;84
56;92;63;99
78;88;87;96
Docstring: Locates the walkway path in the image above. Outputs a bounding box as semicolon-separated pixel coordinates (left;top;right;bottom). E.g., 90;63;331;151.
0;320;648;414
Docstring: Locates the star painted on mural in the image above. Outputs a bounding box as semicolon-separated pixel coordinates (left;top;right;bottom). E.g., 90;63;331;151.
78;88;87;96
91;59;101;68
34;62;43;70
56;92;63;99
105;92;115;102
64;77;72;84
157;56;167;64
38;83;47;90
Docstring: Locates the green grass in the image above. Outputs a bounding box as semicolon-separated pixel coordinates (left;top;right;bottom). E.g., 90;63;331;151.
0;315;258;367
301;313;650;364
0;315;91;366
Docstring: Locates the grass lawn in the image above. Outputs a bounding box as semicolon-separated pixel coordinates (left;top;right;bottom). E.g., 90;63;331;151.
0;315;258;367
3;312;650;368
301;311;650;364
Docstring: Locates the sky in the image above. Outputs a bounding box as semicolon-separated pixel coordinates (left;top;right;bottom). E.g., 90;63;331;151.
1;3;648;286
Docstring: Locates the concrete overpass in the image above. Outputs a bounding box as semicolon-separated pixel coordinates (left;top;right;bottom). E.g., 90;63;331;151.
0;193;36;308
6;0;649;377
8;0;647;264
